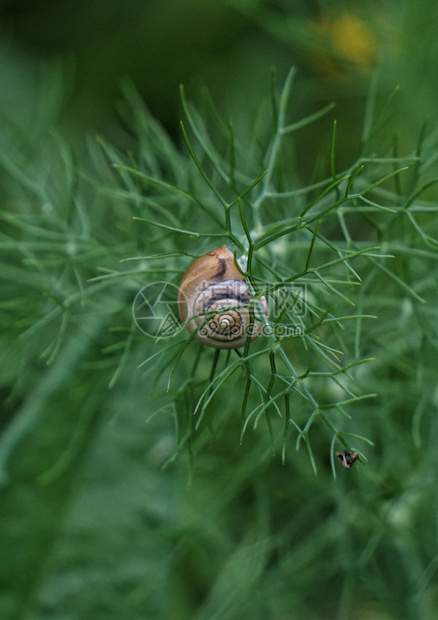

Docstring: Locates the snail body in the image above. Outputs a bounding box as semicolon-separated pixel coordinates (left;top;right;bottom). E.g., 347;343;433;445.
178;246;269;349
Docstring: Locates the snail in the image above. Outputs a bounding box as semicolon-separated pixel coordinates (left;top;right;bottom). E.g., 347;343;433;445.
178;246;269;349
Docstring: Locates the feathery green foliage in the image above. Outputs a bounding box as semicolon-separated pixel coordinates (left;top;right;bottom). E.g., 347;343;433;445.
1;60;438;619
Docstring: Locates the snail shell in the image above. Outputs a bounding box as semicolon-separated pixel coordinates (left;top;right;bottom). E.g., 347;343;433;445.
178;246;269;349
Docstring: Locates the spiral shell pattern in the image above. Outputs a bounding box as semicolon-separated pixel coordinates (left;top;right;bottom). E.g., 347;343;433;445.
178;246;269;349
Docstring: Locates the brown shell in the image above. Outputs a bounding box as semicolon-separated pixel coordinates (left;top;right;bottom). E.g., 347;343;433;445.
178;246;243;322
178;246;268;349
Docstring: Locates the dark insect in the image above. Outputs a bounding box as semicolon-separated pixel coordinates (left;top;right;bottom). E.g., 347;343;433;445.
336;449;360;469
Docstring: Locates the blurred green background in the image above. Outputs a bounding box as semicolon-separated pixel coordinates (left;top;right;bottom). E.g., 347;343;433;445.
3;0;437;143
1;1;438;619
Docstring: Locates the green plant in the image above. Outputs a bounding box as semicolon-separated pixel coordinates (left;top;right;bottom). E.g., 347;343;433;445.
2;65;438;620
91;70;435;478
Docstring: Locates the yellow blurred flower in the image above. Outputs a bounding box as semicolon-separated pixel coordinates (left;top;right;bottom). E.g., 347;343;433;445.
312;13;377;77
